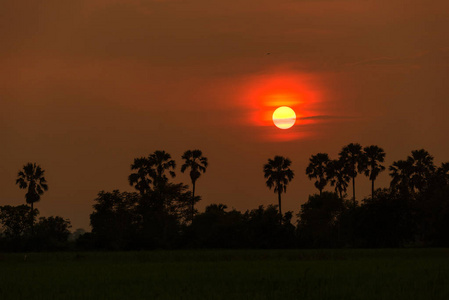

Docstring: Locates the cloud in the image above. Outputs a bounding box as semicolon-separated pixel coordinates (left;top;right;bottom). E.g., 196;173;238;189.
299;115;355;120
346;48;449;69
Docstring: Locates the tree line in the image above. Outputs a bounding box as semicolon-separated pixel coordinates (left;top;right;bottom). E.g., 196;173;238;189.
1;144;449;251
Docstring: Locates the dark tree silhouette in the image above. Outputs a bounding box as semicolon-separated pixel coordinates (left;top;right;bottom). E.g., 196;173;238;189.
327;159;350;199
181;149;208;221
437;162;449;185
363;145;386;198
390;149;435;194
90;190;140;249
15;163;48;225
263;156;294;223
389;159;413;194
297;192;345;247
339;143;365;206
149;150;176;188
128;150;176;194
0;205;37;238
408;149;436;193
128;157;154;196
306;153;330;196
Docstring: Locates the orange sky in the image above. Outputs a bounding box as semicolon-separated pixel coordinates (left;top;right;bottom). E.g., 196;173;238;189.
2;0;449;230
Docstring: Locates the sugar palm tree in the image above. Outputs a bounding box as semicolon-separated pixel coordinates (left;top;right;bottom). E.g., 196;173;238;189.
129;150;176;194
389;159;413;194
148;150;176;188
15;163;48;224
327;159;350;200
408;149;435;193
129;157;154;196
306;153;330;196
181;149;208;221
363;145;386;198
390;149;436;194
263;156;294;223
339;143;365;206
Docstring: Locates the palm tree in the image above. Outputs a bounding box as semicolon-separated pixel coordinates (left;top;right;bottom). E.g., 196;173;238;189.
181;149;208;221
339;143;365;206
390;149;436;194
128;150;176;194
327;159;350;200
363;145;386;198
438;162;449;185
15;163;48;225
148;150;176;187
263;156;294;223
129;157;154;196
389;159;413;194
408;149;435;193
305;153;330;196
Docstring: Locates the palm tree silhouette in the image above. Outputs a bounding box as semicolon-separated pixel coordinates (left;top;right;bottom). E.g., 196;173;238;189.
149;150;176;187
363;145;386;198
390;149;436;194
129;150;176;194
263;156;294;224
339;143;365;206
129;157;154;196
181;149;208;221
306;153;330;196
408;149;435;193
327;159;350;199
389;159;413;194
15;163;48;225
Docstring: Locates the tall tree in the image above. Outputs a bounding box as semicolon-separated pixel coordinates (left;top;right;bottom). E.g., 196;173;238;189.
339;143;365;206
306;153;330;196
327;159;350;199
15;163;48;224
181;149;208;221
263;156;294;223
389;159;413;194
389;149;436;194
408;149;435;193
128;157;154;196
363;145;386;198
128;150;176;194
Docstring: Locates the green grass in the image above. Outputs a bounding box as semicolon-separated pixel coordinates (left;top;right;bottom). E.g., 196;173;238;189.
1;249;449;299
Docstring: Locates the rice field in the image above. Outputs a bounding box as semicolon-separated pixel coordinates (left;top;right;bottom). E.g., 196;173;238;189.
1;249;448;299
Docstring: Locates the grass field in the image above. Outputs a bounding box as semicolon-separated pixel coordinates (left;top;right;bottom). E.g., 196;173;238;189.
1;249;449;299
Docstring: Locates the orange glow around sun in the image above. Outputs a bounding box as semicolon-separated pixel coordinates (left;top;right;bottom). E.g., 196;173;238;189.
240;71;324;141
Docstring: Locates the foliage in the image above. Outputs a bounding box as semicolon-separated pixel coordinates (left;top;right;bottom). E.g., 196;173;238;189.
363;145;386;197
33;216;72;250
128;150;176;194
181;149;208;221
297;192;345;247
305;153;330;195
90;190;141;249
327;159;350;199
0;205;37;238
263;156;294;218
339;143;365;204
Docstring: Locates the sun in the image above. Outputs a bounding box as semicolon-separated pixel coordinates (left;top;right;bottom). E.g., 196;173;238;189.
272;106;296;129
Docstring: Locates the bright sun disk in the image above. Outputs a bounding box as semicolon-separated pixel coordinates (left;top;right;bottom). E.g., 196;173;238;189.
272;106;296;129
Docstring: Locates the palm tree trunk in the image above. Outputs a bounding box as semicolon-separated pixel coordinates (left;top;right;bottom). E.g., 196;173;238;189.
30;202;34;232
372;179;375;199
278;190;282;225
352;176;356;206
319;188;322;196
191;182;196;222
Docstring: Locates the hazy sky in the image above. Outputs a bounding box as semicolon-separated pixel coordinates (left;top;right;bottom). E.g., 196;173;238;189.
2;0;449;230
